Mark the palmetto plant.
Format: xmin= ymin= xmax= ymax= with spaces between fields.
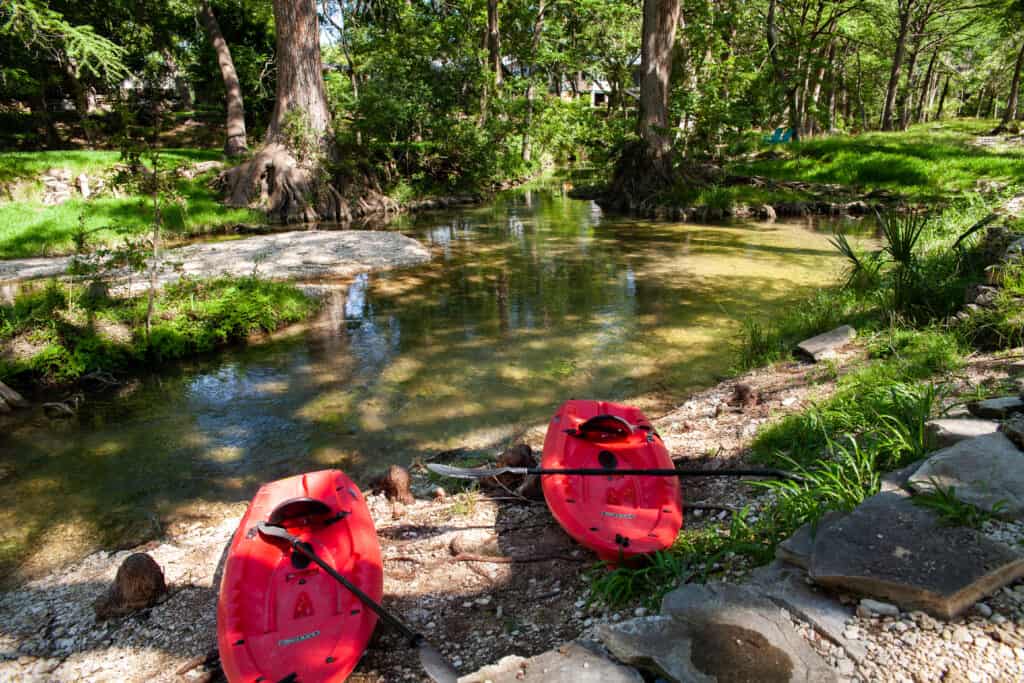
xmin=829 ymin=232 xmax=884 ymax=290
xmin=878 ymin=209 xmax=929 ymax=314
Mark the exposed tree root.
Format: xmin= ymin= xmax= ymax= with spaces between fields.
xmin=215 ymin=143 xmax=400 ymax=224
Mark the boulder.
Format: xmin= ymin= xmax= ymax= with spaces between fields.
xmin=880 ymin=459 xmax=925 ymax=493
xmin=795 ymin=325 xmax=856 ymax=362
xmin=600 ymin=583 xmax=837 ymax=682
xmin=458 ymin=641 xmax=642 ymax=683
xmin=0 ymin=381 xmax=29 ymax=409
xmin=775 ymin=512 xmax=844 ymax=569
xmin=0 ymin=395 xmax=9 ymax=413
xmin=1004 ymin=415 xmax=1024 ymax=450
xmin=748 ymin=560 xmax=867 ymax=663
xmin=967 ymin=396 xmax=1024 ymax=419
xmin=924 ymin=418 xmax=1001 ymax=449
xmin=908 ymin=432 xmax=1024 ymax=519
xmin=808 ymin=491 xmax=1024 ymax=618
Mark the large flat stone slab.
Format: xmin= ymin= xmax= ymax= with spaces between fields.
xmin=599 ymin=583 xmax=837 ymax=682
xmin=908 ymin=432 xmax=1024 ymax=519
xmin=458 ymin=641 xmax=642 ymax=683
xmin=968 ymin=396 xmax=1024 ymax=419
xmin=795 ymin=325 xmax=856 ymax=362
xmin=749 ymin=560 xmax=867 ymax=663
xmin=1005 ymin=415 xmax=1024 ymax=450
xmin=925 ymin=418 xmax=1000 ymax=449
xmin=809 ymin=491 xmax=1024 ymax=618
xmin=0 ymin=230 xmax=431 ymax=291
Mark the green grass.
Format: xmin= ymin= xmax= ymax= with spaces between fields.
xmin=0 ymin=149 xmax=262 ymax=259
xmin=912 ymin=484 xmax=1001 ymax=528
xmin=730 ymin=120 xmax=1024 ymax=204
xmin=0 ymin=277 xmax=320 ymax=385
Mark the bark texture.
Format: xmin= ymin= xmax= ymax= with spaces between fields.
xmin=200 ymin=0 xmax=248 ymax=156
xmin=881 ymin=2 xmax=913 ymax=131
xmin=265 ymin=0 xmax=333 ymax=145
xmin=487 ymin=0 xmax=502 ymax=87
xmin=996 ymin=39 xmax=1024 ymax=132
xmin=638 ymin=0 xmax=681 ymax=165
xmin=218 ymin=0 xmax=359 ymax=223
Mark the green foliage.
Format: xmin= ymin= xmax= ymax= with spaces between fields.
xmin=588 ymin=550 xmax=693 ymax=610
xmin=1 ymin=0 xmax=128 ymax=82
xmin=912 ymin=485 xmax=1001 ymax=528
xmin=0 ymin=277 xmax=319 ymax=385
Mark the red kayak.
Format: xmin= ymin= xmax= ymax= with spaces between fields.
xmin=217 ymin=470 xmax=383 ymax=682
xmin=541 ymin=400 xmax=683 ymax=562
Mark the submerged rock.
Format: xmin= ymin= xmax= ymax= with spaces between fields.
xmin=908 ymin=432 xmax=1024 ymax=519
xmin=458 ymin=641 xmax=642 ymax=683
xmin=808 ymin=491 xmax=1024 ymax=618
xmin=0 ymin=380 xmax=29 ymax=409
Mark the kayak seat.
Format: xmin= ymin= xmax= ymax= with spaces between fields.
xmin=267 ymin=497 xmax=334 ymax=526
xmin=573 ymin=414 xmax=634 ymax=441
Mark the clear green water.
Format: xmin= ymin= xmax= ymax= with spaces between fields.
xmin=0 ymin=184 xmax=872 ymax=579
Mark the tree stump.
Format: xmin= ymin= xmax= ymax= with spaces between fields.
xmin=370 ymin=465 xmax=414 ymax=505
xmin=93 ymin=553 xmax=167 ymax=620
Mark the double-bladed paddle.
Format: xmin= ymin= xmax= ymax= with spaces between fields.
xmin=256 ymin=522 xmax=459 ymax=683
xmin=426 ymin=462 xmax=804 ymax=482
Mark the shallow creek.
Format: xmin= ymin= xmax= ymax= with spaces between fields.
xmin=0 ymin=184 xmax=873 ymax=581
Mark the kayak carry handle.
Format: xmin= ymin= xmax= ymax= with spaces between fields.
xmin=573 ymin=414 xmax=634 ymax=440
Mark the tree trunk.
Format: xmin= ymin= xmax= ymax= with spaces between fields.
xmin=521 ymin=0 xmax=549 ymax=163
xmin=200 ymin=0 xmax=248 ymax=156
xmin=639 ymin=0 xmax=681 ymax=164
xmin=996 ymin=39 xmax=1024 ymax=132
xmin=897 ymin=38 xmax=920 ymax=130
xmin=61 ymin=58 xmax=95 ymax=145
xmin=767 ymin=0 xmax=802 ymax=141
xmin=218 ymin=0 xmax=359 ymax=224
xmin=936 ymin=73 xmax=950 ymax=119
xmin=487 ymin=0 xmax=502 ymax=87
xmin=606 ymin=0 xmax=682 ymax=204
xmin=914 ymin=49 xmax=937 ymax=124
xmin=881 ymin=3 xmax=912 ymax=131
xmin=265 ymin=0 xmax=332 ymax=146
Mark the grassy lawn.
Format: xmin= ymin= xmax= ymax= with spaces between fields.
xmin=729 ymin=119 xmax=1024 ymax=204
xmin=0 ymin=149 xmax=262 ymax=259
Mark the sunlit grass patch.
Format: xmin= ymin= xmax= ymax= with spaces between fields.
xmin=0 ymin=149 xmax=261 ymax=259
xmin=731 ymin=121 xmax=1024 ymax=203
xmin=0 ymin=277 xmax=319 ymax=385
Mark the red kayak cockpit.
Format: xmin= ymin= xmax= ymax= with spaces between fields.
xmin=541 ymin=400 xmax=684 ymax=563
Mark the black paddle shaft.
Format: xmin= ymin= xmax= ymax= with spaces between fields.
xmin=256 ymin=523 xmax=418 ymax=643
xmin=529 ymin=467 xmax=796 ymax=478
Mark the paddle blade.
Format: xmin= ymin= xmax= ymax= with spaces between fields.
xmin=426 ymin=463 xmax=524 ymax=479
xmin=255 ymin=522 xmax=297 ymax=545
xmin=417 ymin=640 xmax=459 ymax=683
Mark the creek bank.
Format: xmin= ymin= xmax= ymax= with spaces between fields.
xmin=1 ymin=344 xmax=1022 ymax=682
xmin=573 ymin=173 xmax=891 ymax=222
